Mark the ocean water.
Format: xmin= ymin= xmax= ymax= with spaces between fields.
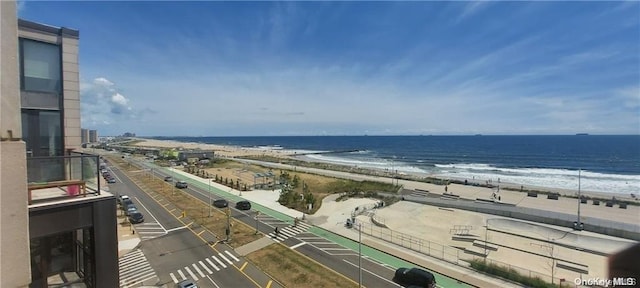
xmin=152 ymin=135 xmax=640 ymax=195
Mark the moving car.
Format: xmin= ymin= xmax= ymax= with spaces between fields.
xmin=235 ymin=200 xmax=251 ymax=210
xmin=176 ymin=280 xmax=197 ymax=288
xmin=128 ymin=212 xmax=144 ymax=224
xmin=164 ymin=176 xmax=173 ymax=182
xmin=393 ymin=267 xmax=436 ymax=288
xmin=175 ymin=181 xmax=188 ymax=189
xmin=213 ymin=199 xmax=228 ymax=208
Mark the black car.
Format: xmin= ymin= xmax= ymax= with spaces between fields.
xmin=128 ymin=212 xmax=144 ymax=224
xmin=175 ymin=181 xmax=188 ymax=189
xmin=235 ymin=200 xmax=251 ymax=210
xmin=213 ymin=199 xmax=228 ymax=208
xmin=393 ymin=267 xmax=436 ymax=288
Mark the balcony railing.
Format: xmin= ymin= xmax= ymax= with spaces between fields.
xmin=27 ymin=153 xmax=101 ymax=205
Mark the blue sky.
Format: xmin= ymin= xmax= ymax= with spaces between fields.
xmin=18 ymin=1 xmax=640 ymax=136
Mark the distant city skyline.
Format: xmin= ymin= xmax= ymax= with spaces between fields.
xmin=18 ymin=1 xmax=640 ymax=136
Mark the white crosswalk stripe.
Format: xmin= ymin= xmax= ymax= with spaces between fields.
xmin=225 ymin=250 xmax=240 ymax=262
xmin=268 ymin=222 xmax=312 ymax=243
xmin=206 ymin=258 xmax=220 ymax=271
xmin=118 ymin=249 xmax=158 ymax=288
xmin=199 ymin=261 xmax=213 ymax=274
xmin=219 ymin=253 xmax=233 ymax=265
xmin=184 ymin=266 xmax=198 ymax=281
xmin=192 ymin=263 xmax=205 ymax=278
xmin=169 ymin=250 xmax=240 ymax=283
xmin=133 ymin=221 xmax=167 ymax=240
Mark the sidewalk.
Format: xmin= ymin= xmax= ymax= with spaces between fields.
xmin=117 ymin=211 xmax=141 ymax=257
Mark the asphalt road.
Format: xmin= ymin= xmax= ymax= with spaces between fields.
xmin=108 ymin=160 xmax=282 ymax=288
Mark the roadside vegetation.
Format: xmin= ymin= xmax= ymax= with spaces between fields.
xmin=246 ymin=244 xmax=358 ymax=288
xmin=469 ymin=259 xmax=565 ymax=288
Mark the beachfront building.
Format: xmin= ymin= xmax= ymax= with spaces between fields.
xmin=0 ymin=4 xmax=118 ymax=286
xmin=88 ymin=129 xmax=98 ymax=143
xmin=81 ymin=128 xmax=89 ymax=144
xmin=178 ymin=149 xmax=215 ymax=161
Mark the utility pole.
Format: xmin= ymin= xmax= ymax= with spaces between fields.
xmin=226 ymin=206 xmax=231 ymax=242
xmin=208 ymin=179 xmax=212 ymax=217
xmin=577 ymin=169 xmax=582 ymax=230
xmin=254 ymin=211 xmax=260 ymax=234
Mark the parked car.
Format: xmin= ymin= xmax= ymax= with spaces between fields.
xmin=176 ymin=280 xmax=197 ymax=288
xmin=235 ymin=200 xmax=251 ymax=210
xmin=213 ymin=199 xmax=228 ymax=208
xmin=125 ymin=205 xmax=138 ymax=216
xmin=175 ymin=181 xmax=188 ymax=189
xmin=122 ymin=198 xmax=133 ymax=208
xmin=128 ymin=212 xmax=144 ymax=224
xmin=118 ymin=195 xmax=130 ymax=205
xmin=392 ymin=267 xmax=436 ymax=288
xmin=164 ymin=176 xmax=173 ymax=182
xmin=107 ymin=177 xmax=116 ymax=183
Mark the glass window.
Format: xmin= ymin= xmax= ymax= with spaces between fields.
xmin=21 ymin=39 xmax=61 ymax=93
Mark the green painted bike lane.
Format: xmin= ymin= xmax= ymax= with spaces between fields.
xmin=152 ymin=162 xmax=471 ymax=287
xmin=308 ymin=226 xmax=472 ymax=288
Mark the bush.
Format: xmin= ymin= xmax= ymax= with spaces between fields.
xmin=469 ymin=259 xmax=558 ymax=288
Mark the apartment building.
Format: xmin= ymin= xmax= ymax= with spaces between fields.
xmin=1 ymin=2 xmax=118 ymax=287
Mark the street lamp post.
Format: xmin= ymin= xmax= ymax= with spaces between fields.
xmin=255 ymin=211 xmax=260 ymax=234
xmin=358 ymin=222 xmax=362 ymax=288
xmin=208 ymin=179 xmax=212 ymax=217
xmin=577 ymin=169 xmax=582 ymax=230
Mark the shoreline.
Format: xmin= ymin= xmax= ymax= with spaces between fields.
xmin=129 ymin=138 xmax=637 ymax=201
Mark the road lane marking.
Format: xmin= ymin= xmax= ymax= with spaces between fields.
xmin=266 ymin=280 xmax=273 ymax=288
xmin=290 ymin=242 xmax=307 ymax=250
xmin=207 ymin=275 xmax=221 ymax=288
xmin=177 ymin=269 xmax=186 ymax=280
xmin=192 ymin=263 xmax=205 ymax=278
xmin=134 ymin=197 xmax=167 ymax=233
xmin=170 ymin=273 xmax=178 ymax=283
xmin=165 ymin=226 xmax=188 ymax=233
xmin=199 ymin=260 xmax=213 ymax=274
xmin=206 ymin=258 xmax=220 ymax=271
xmin=212 ymin=255 xmax=227 ymax=268
xmin=197 ymin=230 xmax=205 ymax=236
xmin=343 ymin=259 xmax=402 ymax=287
xmin=219 ymin=253 xmax=233 ymax=265
xmin=184 ymin=266 xmax=198 ymax=281
xmin=240 ymin=262 xmax=248 ymax=271
xmin=186 ymin=221 xmax=194 ymax=227
xmin=225 ymin=250 xmax=240 ymax=262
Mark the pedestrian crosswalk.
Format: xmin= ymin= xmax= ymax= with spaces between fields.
xmin=119 ymin=249 xmax=158 ymax=288
xmin=134 ymin=222 xmax=166 ymax=240
xmin=268 ymin=222 xmax=312 ymax=243
xmin=169 ymin=250 xmax=241 ymax=283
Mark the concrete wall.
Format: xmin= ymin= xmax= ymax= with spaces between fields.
xmin=404 ymin=196 xmax=640 ymax=241
xmin=0 ymin=1 xmax=32 ymax=286
xmin=62 ymin=35 xmax=81 ymax=151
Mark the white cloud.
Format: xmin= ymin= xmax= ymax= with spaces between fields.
xmin=80 ymin=77 xmax=142 ymax=129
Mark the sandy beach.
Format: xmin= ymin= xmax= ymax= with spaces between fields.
xmin=131 ymin=138 xmax=637 ymax=202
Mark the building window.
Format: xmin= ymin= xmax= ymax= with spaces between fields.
xmin=22 ymin=109 xmax=63 ymax=157
xmin=20 ymin=39 xmax=61 ymax=93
